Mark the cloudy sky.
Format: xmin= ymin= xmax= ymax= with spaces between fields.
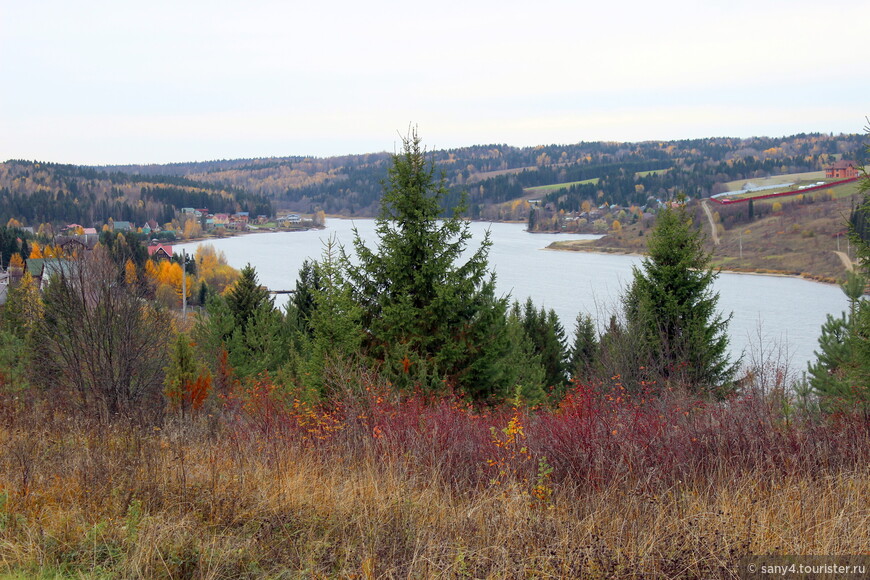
xmin=1 ymin=0 xmax=867 ymax=165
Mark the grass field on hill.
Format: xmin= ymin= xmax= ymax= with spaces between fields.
xmin=524 ymin=178 xmax=599 ymax=196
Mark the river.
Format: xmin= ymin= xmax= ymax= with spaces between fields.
xmin=178 ymin=219 xmax=850 ymax=376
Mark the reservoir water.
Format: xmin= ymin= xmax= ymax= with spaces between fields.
xmin=178 ymin=219 xmax=850 ymax=376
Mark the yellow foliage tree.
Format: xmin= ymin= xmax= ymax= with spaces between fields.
xmin=29 ymin=242 xmax=43 ymax=259
xmin=158 ymin=260 xmax=185 ymax=299
xmin=145 ymin=259 xmax=159 ymax=280
xmin=9 ymin=253 xmax=24 ymax=271
xmin=182 ymin=219 xmax=202 ymax=240
xmin=312 ymin=210 xmax=326 ymax=227
xmin=611 ymin=219 xmax=622 ymax=232
xmin=195 ymin=244 xmax=238 ymax=294
xmin=125 ymin=259 xmax=137 ymax=285
xmin=6 ymin=218 xmax=22 ymax=229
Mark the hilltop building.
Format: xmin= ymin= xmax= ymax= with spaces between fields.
xmin=826 ymin=160 xmax=860 ymax=180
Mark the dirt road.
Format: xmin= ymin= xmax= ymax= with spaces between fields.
xmin=834 ymin=251 xmax=854 ymax=272
xmin=701 ymin=201 xmax=720 ymax=246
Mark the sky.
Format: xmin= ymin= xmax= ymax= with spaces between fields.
xmin=1 ymin=0 xmax=868 ymax=165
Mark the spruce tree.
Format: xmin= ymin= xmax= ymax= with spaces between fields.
xmin=623 ymin=203 xmax=737 ymax=395
xmin=569 ymin=313 xmax=599 ymax=383
xmin=345 ymin=128 xmax=510 ymax=398
xmin=808 ymin=274 xmax=870 ymax=415
xmin=226 ymin=263 xmax=272 ymax=332
xmin=519 ymin=298 xmax=568 ymax=390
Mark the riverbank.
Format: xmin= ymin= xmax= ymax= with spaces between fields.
xmin=545 ymin=238 xmax=841 ymax=284
xmin=173 ymin=224 xmax=325 ymax=245
xmin=546 ymin=194 xmax=861 ymax=285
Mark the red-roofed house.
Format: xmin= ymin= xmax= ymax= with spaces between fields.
xmin=826 ymin=160 xmax=860 ymax=179
xmin=147 ymin=244 xmax=173 ymax=261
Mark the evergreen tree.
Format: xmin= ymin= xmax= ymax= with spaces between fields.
xmin=502 ymin=302 xmax=547 ymax=404
xmin=289 ymin=259 xmax=322 ymax=336
xmin=164 ymin=332 xmax=199 ymax=418
xmin=301 ymin=237 xmax=363 ymax=395
xmin=225 ymin=299 xmax=292 ymax=378
xmin=519 ymin=298 xmax=569 ymax=390
xmin=3 ymin=271 xmax=43 ymax=339
xmin=812 ymin=133 xmax=870 ymax=415
xmin=807 ymin=272 xmax=870 ymax=415
xmin=345 ymin=128 xmax=511 ymax=398
xmin=623 ymin=203 xmax=737 ymax=395
xmin=569 ymin=313 xmax=599 ymax=382
xmin=226 ymin=264 xmax=273 ymax=333
xmin=195 ymin=264 xmax=293 ymax=381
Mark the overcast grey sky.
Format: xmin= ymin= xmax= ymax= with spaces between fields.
xmin=1 ymin=0 xmax=867 ymax=165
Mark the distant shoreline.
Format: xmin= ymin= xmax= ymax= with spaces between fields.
xmin=544 ymin=239 xmax=839 ymax=285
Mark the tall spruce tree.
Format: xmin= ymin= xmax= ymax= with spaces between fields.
xmin=345 ymin=128 xmax=511 ymax=398
xmin=226 ymin=264 xmax=273 ymax=332
xmin=623 ymin=203 xmax=737 ymax=395
xmin=519 ymin=298 xmax=569 ymax=390
xmin=569 ymin=313 xmax=599 ymax=383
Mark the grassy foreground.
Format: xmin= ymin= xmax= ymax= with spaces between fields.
xmin=0 ymin=378 xmax=868 ymax=579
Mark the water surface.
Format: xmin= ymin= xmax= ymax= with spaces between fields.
xmin=178 ymin=219 xmax=848 ymax=374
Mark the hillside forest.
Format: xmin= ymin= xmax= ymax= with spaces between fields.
xmin=0 ymin=133 xmax=864 ymax=231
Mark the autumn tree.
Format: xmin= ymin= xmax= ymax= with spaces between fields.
xmin=164 ymin=332 xmax=211 ymax=418
xmin=32 ymin=249 xmax=170 ymax=422
xmin=3 ymin=270 xmax=43 ymax=339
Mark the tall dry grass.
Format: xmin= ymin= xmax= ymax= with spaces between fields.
xmin=0 ymin=378 xmax=868 ymax=578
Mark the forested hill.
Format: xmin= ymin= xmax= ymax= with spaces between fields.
xmin=100 ymin=133 xmax=866 ymax=218
xmin=0 ymin=133 xmax=865 ymax=227
xmin=0 ymin=160 xmax=273 ymax=227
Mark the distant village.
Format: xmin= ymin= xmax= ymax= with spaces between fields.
xmin=0 ymin=208 xmax=323 ymax=305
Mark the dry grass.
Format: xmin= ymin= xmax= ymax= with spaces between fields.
xmin=0 ymin=385 xmax=868 ymax=579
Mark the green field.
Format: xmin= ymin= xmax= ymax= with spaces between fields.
xmin=524 ymin=178 xmax=599 ymax=195
xmin=524 ymin=168 xmax=671 ymax=196
xmin=635 ymin=168 xmax=672 ymax=178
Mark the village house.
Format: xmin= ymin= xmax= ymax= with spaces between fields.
xmin=56 ymin=234 xmax=99 ymax=255
xmin=147 ymin=243 xmax=174 ymax=261
xmin=23 ymin=258 xmax=72 ymax=291
xmin=278 ymin=213 xmax=302 ymax=224
xmin=825 ymin=160 xmax=860 ymax=180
